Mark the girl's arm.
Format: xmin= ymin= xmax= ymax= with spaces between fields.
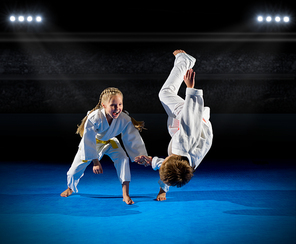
xmin=79 ymin=119 xmax=98 ymax=161
xmin=92 ymin=159 xmax=103 ymax=174
xmin=121 ymin=121 xmax=148 ymax=162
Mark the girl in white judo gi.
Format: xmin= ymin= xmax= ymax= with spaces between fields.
xmin=61 ymin=87 xmax=147 ymax=205
xmin=135 ymin=50 xmax=213 ymax=201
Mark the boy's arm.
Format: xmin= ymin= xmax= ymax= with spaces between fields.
xmin=184 ymin=69 xmax=195 ymax=88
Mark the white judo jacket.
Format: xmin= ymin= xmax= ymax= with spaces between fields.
xmin=79 ymin=108 xmax=147 ymax=162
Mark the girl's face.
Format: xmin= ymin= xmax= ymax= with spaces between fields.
xmin=102 ymin=94 xmax=123 ymax=121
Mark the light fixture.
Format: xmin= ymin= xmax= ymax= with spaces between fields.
xmin=18 ymin=16 xmax=25 ymax=22
xmin=257 ymin=16 xmax=263 ymax=22
xmin=283 ymin=16 xmax=290 ymax=22
xmin=10 ymin=16 xmax=16 ymax=22
xmin=36 ymin=16 xmax=42 ymax=22
xmin=255 ymin=15 xmax=290 ymax=24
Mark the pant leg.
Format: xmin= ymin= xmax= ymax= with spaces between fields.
xmin=67 ymin=149 xmax=92 ymax=193
xmin=158 ymin=53 xmax=196 ymax=118
xmin=104 ymin=138 xmax=131 ymax=184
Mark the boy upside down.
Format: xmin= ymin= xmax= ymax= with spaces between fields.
xmin=135 ymin=50 xmax=213 ymax=201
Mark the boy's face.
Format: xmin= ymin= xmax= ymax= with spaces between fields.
xmin=102 ymin=94 xmax=123 ymax=120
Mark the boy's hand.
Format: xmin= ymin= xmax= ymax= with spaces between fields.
xmin=92 ymin=159 xmax=103 ymax=174
xmin=184 ymin=69 xmax=195 ymax=88
xmin=134 ymin=155 xmax=152 ymax=167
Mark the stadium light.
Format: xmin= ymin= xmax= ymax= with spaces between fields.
xmin=266 ymin=16 xmax=272 ymax=22
xmin=284 ymin=16 xmax=290 ymax=22
xmin=9 ymin=15 xmax=43 ymax=23
xmin=18 ymin=16 xmax=25 ymax=22
xmin=256 ymin=15 xmax=290 ymax=24
xmin=257 ymin=16 xmax=263 ymax=22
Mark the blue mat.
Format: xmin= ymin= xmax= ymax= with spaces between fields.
xmin=0 ymin=159 xmax=295 ymax=244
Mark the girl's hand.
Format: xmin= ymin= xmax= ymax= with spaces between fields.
xmin=184 ymin=69 xmax=195 ymax=88
xmin=92 ymin=159 xmax=103 ymax=174
xmin=135 ymin=155 xmax=152 ymax=167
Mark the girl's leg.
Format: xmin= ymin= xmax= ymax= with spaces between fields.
xmin=158 ymin=50 xmax=196 ymax=118
xmin=61 ymin=149 xmax=92 ymax=196
xmin=105 ymin=141 xmax=133 ymax=205
xmin=122 ymin=181 xmax=134 ymax=205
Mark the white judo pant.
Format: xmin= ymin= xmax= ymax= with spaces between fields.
xmin=159 ymin=52 xmax=196 ymax=134
xmin=67 ymin=137 xmax=131 ymax=193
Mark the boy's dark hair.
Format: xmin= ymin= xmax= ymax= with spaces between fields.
xmin=159 ymin=155 xmax=194 ymax=188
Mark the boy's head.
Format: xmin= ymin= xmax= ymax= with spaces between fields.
xmin=159 ymin=154 xmax=194 ymax=188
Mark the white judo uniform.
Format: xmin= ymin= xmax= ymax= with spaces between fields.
xmin=152 ymin=52 xmax=213 ymax=192
xmin=67 ymin=108 xmax=147 ymax=193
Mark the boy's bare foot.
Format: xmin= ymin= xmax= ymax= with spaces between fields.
xmin=156 ymin=188 xmax=167 ymax=201
xmin=123 ymin=195 xmax=135 ymax=205
xmin=60 ymin=187 xmax=73 ymax=197
xmin=173 ymin=50 xmax=186 ymax=56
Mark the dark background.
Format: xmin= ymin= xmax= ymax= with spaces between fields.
xmin=0 ymin=0 xmax=295 ymax=163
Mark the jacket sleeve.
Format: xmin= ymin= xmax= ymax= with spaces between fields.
xmin=79 ymin=119 xmax=98 ymax=161
xmin=172 ymin=88 xmax=204 ymax=155
xmin=151 ymin=156 xmax=164 ymax=171
xmin=121 ymin=122 xmax=148 ymax=162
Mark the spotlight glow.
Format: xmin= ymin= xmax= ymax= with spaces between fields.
xmin=283 ymin=16 xmax=290 ymax=22
xmin=266 ymin=16 xmax=272 ymax=22
xmin=275 ymin=16 xmax=281 ymax=22
xmin=10 ymin=16 xmax=16 ymax=22
xmin=27 ymin=16 xmax=33 ymax=22
xmin=18 ymin=16 xmax=24 ymax=22
xmin=257 ymin=16 xmax=263 ymax=22
xmin=36 ymin=16 xmax=42 ymax=22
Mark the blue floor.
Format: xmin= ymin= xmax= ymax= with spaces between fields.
xmin=0 ymin=159 xmax=295 ymax=244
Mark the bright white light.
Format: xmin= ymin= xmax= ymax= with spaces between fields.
xmin=266 ymin=16 xmax=272 ymax=22
xmin=275 ymin=16 xmax=281 ymax=22
xmin=36 ymin=16 xmax=42 ymax=22
xmin=10 ymin=16 xmax=16 ymax=22
xmin=283 ymin=16 xmax=290 ymax=22
xmin=257 ymin=16 xmax=263 ymax=22
xmin=18 ymin=16 xmax=24 ymax=22
xmin=27 ymin=16 xmax=33 ymax=22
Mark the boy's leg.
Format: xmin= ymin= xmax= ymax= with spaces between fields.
xmin=158 ymin=50 xmax=196 ymax=118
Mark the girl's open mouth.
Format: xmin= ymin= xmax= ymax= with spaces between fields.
xmin=113 ymin=111 xmax=120 ymax=116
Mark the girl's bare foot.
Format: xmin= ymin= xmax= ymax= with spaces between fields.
xmin=60 ymin=187 xmax=73 ymax=197
xmin=156 ymin=188 xmax=167 ymax=201
xmin=122 ymin=181 xmax=134 ymax=204
xmin=173 ymin=50 xmax=186 ymax=56
xmin=123 ymin=195 xmax=134 ymax=205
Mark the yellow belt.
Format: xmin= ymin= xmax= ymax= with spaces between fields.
xmin=82 ymin=139 xmax=118 ymax=162
xmin=96 ymin=139 xmax=118 ymax=149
